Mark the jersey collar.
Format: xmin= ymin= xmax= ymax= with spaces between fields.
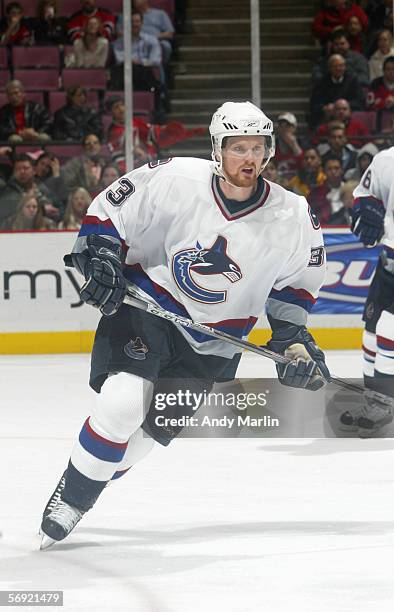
xmin=211 ymin=175 xmax=270 ymax=220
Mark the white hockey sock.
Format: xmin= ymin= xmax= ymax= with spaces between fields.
xmin=375 ymin=311 xmax=394 ymax=377
xmin=111 ymin=427 xmax=156 ymax=480
xmin=70 ymin=372 xmax=153 ymax=482
xmin=362 ymin=329 xmax=377 ymax=378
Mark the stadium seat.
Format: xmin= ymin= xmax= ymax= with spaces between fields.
xmin=14 ymin=69 xmax=59 ymax=91
xmin=102 ymin=114 xmax=112 ymax=136
xmin=45 ymin=144 xmax=84 ymax=160
xmin=0 ymin=48 xmax=8 ymax=69
xmin=49 ymin=90 xmax=99 ymax=114
xmin=0 ymin=70 xmax=11 ymax=87
xmin=351 ymin=111 xmax=377 ymax=133
xmin=57 ymin=0 xmax=82 ymax=16
xmin=13 ymin=0 xmax=36 ymax=17
xmin=103 ymin=91 xmax=155 ymax=118
xmin=12 ymin=47 xmax=60 ymax=70
xmin=378 ymin=110 xmax=394 ymax=133
xmin=0 ymin=91 xmax=44 ymax=108
xmin=97 ymin=0 xmax=123 ymax=11
xmin=62 ymin=68 xmax=107 ymax=90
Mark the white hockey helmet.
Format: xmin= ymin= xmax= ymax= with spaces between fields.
xmin=209 ymin=101 xmax=275 ymax=178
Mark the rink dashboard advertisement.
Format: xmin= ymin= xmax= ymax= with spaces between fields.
xmin=0 ymin=228 xmax=379 ymax=353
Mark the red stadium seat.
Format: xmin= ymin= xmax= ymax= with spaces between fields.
xmin=0 ymin=70 xmax=11 ymax=87
xmin=378 ymin=110 xmax=394 ymax=133
xmin=57 ymin=0 xmax=82 ymax=17
xmin=13 ymin=0 xmax=36 ymax=17
xmin=0 ymin=91 xmax=44 ymax=108
xmin=0 ymin=48 xmax=8 ymax=69
xmin=49 ymin=90 xmax=99 ymax=114
xmin=14 ymin=69 xmax=59 ymax=91
xmin=97 ymin=0 xmax=123 ymax=11
xmin=351 ymin=111 xmax=377 ymax=133
xmin=45 ymin=144 xmax=84 ymax=160
xmin=62 ymin=68 xmax=107 ymax=90
xmin=12 ymin=47 xmax=60 ymax=70
xmin=103 ymin=91 xmax=155 ymax=119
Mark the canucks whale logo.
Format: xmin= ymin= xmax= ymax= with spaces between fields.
xmin=172 ymin=235 xmax=242 ymax=304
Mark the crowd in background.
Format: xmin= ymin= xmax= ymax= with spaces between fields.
xmin=0 ymin=0 xmax=393 ymax=232
xmin=262 ymin=0 xmax=393 ymax=226
xmin=0 ymin=0 xmax=192 ymax=231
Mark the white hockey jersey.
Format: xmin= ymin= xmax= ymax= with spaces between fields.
xmin=75 ymin=157 xmax=326 ymax=358
xmin=353 ymin=146 xmax=394 ymax=250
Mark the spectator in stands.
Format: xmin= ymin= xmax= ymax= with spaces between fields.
xmin=367 ymin=0 xmax=393 ymax=33
xmin=309 ymin=54 xmax=365 ymax=128
xmin=314 ymin=98 xmax=370 ymax=146
xmin=53 ymin=85 xmax=102 ymax=141
xmin=67 ymin=0 xmax=115 ymax=41
xmin=287 ymin=147 xmax=326 ymax=197
xmin=273 ymin=112 xmax=303 ymax=181
xmin=0 ymin=154 xmax=60 ymax=225
xmin=62 ymin=133 xmax=107 ymax=194
xmin=308 ymin=154 xmax=347 ymax=224
xmin=318 ymin=122 xmax=357 ymax=173
xmin=367 ymin=56 xmax=394 ymax=110
xmin=105 ymin=95 xmax=151 ymax=167
xmin=34 ymin=0 xmax=67 ymax=46
xmin=339 ymin=179 xmax=358 ymax=212
xmin=344 ymin=141 xmax=378 ymax=181
xmin=0 ymin=193 xmax=54 ymax=230
xmin=91 ymin=162 xmax=121 ymax=197
xmin=68 ymin=16 xmax=108 ymax=68
xmin=133 ymin=0 xmax=174 ymax=69
xmin=0 ymin=80 xmax=52 ymax=143
xmin=34 ymin=151 xmax=67 ymax=211
xmin=0 ymin=2 xmax=32 ymax=46
xmin=112 ymin=11 xmax=166 ymax=121
xmin=345 ymin=15 xmax=367 ymax=54
xmin=261 ymin=158 xmax=286 ymax=186
xmin=58 ymin=187 xmax=91 ymax=230
xmin=312 ymin=0 xmax=368 ymax=48
xmin=369 ymin=29 xmax=394 ymax=82
xmin=312 ymin=30 xmax=369 ymax=86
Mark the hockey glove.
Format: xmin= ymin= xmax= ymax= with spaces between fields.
xmin=71 ymin=234 xmax=127 ymax=316
xmin=351 ymin=197 xmax=385 ymax=248
xmin=267 ymin=324 xmax=331 ymax=391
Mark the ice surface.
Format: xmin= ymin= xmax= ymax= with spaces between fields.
xmin=1 ymin=351 xmax=394 ymax=612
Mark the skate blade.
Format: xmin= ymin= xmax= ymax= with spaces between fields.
xmin=40 ymin=534 xmax=57 ymax=550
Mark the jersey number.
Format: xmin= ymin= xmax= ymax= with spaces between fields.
xmin=362 ymin=169 xmax=371 ymax=190
xmin=106 ymin=178 xmax=135 ymax=207
xmin=308 ymin=247 xmax=324 ymax=267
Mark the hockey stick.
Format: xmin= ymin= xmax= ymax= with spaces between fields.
xmin=123 ymin=284 xmax=394 ymax=408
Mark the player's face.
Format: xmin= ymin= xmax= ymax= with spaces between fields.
xmin=221 ymin=136 xmax=266 ymax=188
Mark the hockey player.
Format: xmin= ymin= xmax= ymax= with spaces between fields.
xmin=40 ymin=101 xmax=330 ymax=548
xmin=340 ymin=146 xmax=394 ymax=435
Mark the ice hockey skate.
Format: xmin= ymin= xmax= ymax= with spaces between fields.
xmin=339 ymin=395 xmax=393 ymax=438
xmin=40 ymin=500 xmax=85 ymax=550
